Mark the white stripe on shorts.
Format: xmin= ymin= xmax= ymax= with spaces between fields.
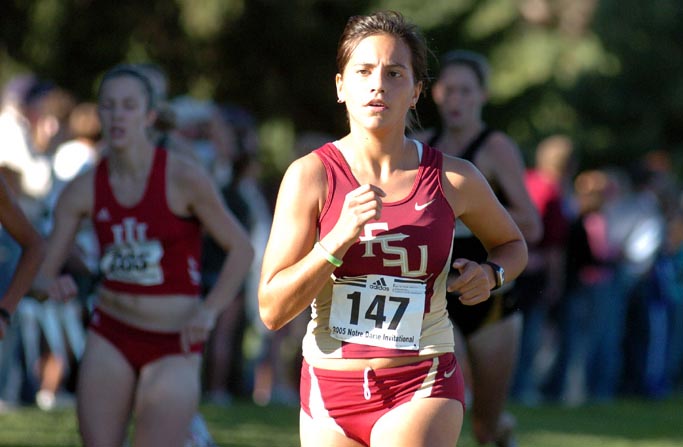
xmin=411 ymin=355 xmax=440 ymax=401
xmin=307 ymin=364 xmax=346 ymax=436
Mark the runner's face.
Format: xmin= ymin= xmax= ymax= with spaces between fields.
xmin=98 ymin=76 xmax=154 ymax=149
xmin=432 ymin=64 xmax=486 ymax=131
xmin=336 ymin=34 xmax=422 ymax=134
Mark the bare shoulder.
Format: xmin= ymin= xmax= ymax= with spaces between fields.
xmin=484 ymin=131 xmax=523 ymax=160
xmin=164 ymin=151 xmax=217 ymax=218
xmin=278 ymin=151 xmax=327 ymax=211
xmin=475 ymin=130 xmax=526 ymax=179
xmin=167 ymin=151 xmax=210 ymax=189
xmin=285 ymin=151 xmax=327 ymax=185
xmin=442 ymin=152 xmax=483 ymax=187
xmin=442 ymin=153 xmax=492 ymax=217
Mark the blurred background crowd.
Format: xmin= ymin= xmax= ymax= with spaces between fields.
xmin=0 ymin=66 xmax=316 ymax=411
xmin=0 ymin=0 xmax=682 ymax=415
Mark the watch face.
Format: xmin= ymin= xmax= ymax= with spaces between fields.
xmin=486 ymin=261 xmax=504 ymax=289
xmin=496 ymin=268 xmax=505 ymax=286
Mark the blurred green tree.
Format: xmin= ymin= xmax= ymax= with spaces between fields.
xmin=1 ymin=0 xmax=681 ymax=179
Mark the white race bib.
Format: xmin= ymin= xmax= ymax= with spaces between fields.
xmin=329 ymin=274 xmax=426 ymax=350
xmin=100 ymin=240 xmax=164 ymax=285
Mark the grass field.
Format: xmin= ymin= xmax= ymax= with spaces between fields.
xmin=0 ymin=394 xmax=682 ymax=446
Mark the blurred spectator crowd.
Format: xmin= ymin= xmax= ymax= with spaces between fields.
xmin=511 ymin=135 xmax=683 ymax=406
xmin=1 ymin=66 xmax=682 ymax=413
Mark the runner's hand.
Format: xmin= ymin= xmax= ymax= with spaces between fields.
xmin=180 ymin=303 xmax=218 ymax=353
xmin=447 ymin=258 xmax=491 ymax=305
xmin=47 ymin=275 xmax=79 ymax=302
xmin=329 ymin=184 xmax=386 ymax=246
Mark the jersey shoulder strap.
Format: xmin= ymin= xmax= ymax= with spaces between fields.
xmin=460 ymin=127 xmax=494 ymax=162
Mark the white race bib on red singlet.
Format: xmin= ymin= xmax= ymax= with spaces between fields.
xmin=100 ymin=240 xmax=164 ymax=285
xmin=328 ymin=274 xmax=425 ymax=350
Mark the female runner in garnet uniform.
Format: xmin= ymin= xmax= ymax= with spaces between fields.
xmin=32 ymin=65 xmax=253 ymax=447
xmin=258 ymin=11 xmax=527 ymax=447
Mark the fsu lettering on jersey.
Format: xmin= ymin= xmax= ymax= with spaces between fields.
xmin=302 ymin=140 xmax=457 ymax=360
xmin=93 ymin=148 xmax=202 ymax=296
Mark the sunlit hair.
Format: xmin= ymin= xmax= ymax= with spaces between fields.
xmin=97 ymin=64 xmax=156 ymax=111
xmin=337 ymin=10 xmax=430 ymax=86
xmin=439 ymin=50 xmax=490 ymax=89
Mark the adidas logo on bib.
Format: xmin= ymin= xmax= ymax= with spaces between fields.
xmin=369 ymin=277 xmax=390 ymax=291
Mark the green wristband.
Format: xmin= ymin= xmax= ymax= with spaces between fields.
xmin=314 ymin=242 xmax=343 ymax=268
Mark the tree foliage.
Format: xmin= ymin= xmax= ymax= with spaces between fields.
xmin=1 ymin=0 xmax=681 ymax=176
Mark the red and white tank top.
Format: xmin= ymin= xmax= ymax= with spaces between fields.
xmin=302 ymin=140 xmax=456 ymax=360
xmin=93 ymin=148 xmax=202 ymax=296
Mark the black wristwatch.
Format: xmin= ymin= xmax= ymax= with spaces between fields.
xmin=484 ymin=261 xmax=505 ymax=291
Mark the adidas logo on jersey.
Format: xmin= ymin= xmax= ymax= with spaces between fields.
xmin=96 ymin=207 xmax=111 ymax=222
xmin=369 ymin=277 xmax=390 ymax=291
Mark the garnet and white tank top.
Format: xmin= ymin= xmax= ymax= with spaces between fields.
xmin=301 ymin=140 xmax=456 ymax=360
